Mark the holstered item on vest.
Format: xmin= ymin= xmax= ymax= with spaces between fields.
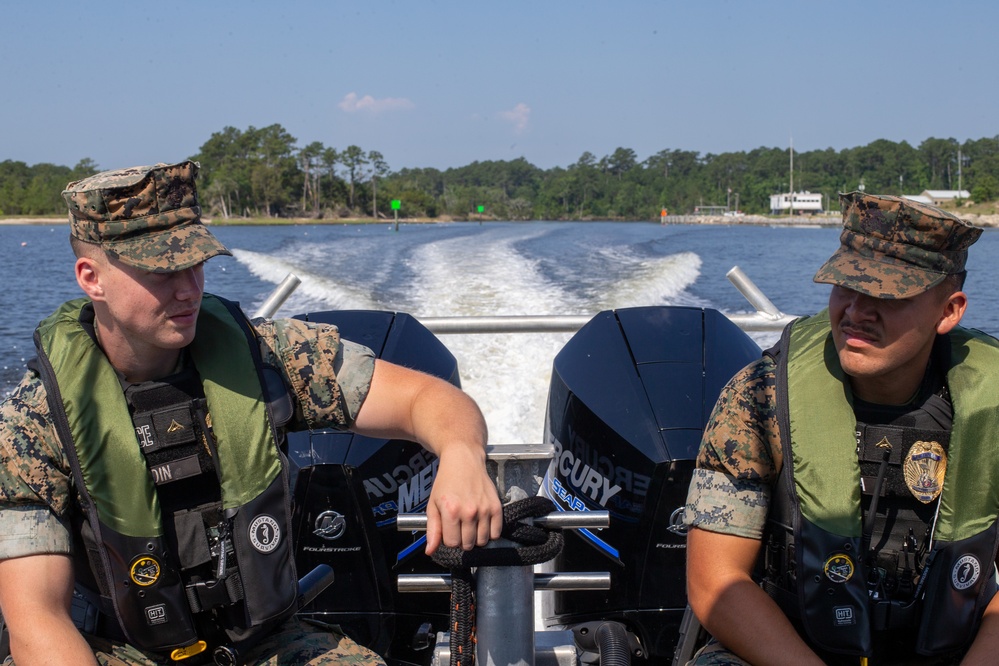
xmin=797 ymin=519 xmax=871 ymax=656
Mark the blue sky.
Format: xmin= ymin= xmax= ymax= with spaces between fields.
xmin=2 ymin=1 xmax=996 ymax=173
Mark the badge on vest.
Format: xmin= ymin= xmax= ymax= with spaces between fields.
xmin=823 ymin=553 xmax=855 ymax=583
xmin=903 ymin=440 xmax=947 ymax=503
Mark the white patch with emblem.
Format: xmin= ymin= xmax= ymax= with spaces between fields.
xmin=952 ymin=554 xmax=981 ymax=590
xmin=249 ymin=515 xmax=281 ymax=553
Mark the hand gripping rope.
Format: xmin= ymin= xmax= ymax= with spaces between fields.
xmin=430 ymin=497 xmax=564 ymax=666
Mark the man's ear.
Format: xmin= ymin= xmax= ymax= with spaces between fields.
xmin=936 ymin=291 xmax=968 ymax=335
xmin=75 ymin=256 xmax=106 ymax=301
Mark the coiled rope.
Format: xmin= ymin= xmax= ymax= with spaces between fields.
xmin=430 ymin=496 xmax=564 ymax=666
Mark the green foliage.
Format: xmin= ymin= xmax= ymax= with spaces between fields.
xmin=972 ymin=174 xmax=998 ymax=203
xmin=5 ymin=131 xmax=999 ymax=221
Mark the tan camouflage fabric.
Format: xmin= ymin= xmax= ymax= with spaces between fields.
xmin=62 ymin=161 xmax=230 ymax=272
xmin=687 ymin=639 xmax=752 ymax=665
xmin=0 ymin=310 xmax=375 ymax=561
xmin=0 ymin=617 xmax=385 ymax=665
xmin=813 ymin=191 xmax=982 ymax=299
xmin=683 ymin=356 xmax=782 ymax=540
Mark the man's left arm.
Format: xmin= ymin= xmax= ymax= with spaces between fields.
xmin=351 ymin=359 xmax=503 ymax=554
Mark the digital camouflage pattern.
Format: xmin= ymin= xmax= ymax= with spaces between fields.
xmin=62 ymin=161 xmax=230 ymax=273
xmin=687 ymin=639 xmax=752 ymax=665
xmin=1 ymin=618 xmax=386 ymax=665
xmin=0 ymin=314 xmax=374 ymax=562
xmin=683 ymin=357 xmax=782 ymax=540
xmin=813 ymin=191 xmax=982 ymax=299
xmin=252 ymin=317 xmax=376 ymax=428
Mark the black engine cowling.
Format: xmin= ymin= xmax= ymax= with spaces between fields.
xmin=286 ymin=310 xmax=458 ymax=666
xmin=541 ymin=306 xmax=760 ymax=661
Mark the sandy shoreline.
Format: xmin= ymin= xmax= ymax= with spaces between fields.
xmin=0 ymin=218 xmax=65 ymax=225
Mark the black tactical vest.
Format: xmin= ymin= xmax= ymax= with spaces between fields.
xmin=34 ymin=295 xmax=299 ymax=656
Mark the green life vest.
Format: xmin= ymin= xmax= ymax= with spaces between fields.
xmin=765 ymin=309 xmax=999 ymax=658
xmin=34 ymin=294 xmax=298 ymax=653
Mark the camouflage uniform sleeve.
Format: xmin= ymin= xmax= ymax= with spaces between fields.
xmin=0 ymin=370 xmax=73 ymax=558
xmin=683 ymin=356 xmax=783 ymax=540
xmin=254 ymin=318 xmax=376 ymax=430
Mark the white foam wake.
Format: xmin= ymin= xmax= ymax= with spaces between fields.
xmin=231 ymin=248 xmax=380 ymax=313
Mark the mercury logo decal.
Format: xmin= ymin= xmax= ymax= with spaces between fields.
xmin=952 ymin=554 xmax=981 ymax=590
xmin=130 ymin=556 xmax=161 ymax=586
xmin=249 ymin=515 xmax=281 ymax=553
xmin=550 ymin=438 xmax=622 ymax=507
xmin=314 ymin=510 xmax=347 ymax=540
xmin=666 ymin=507 xmax=689 ymax=536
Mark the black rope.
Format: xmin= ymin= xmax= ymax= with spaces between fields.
xmin=430 ymin=497 xmax=564 ymax=666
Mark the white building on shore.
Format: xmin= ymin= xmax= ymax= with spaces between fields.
xmin=769 ymin=191 xmax=824 ymax=215
xmin=919 ymin=190 xmax=971 ymax=205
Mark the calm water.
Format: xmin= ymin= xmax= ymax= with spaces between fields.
xmin=4 ymin=221 xmax=998 ymax=444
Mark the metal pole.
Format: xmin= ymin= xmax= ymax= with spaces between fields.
xmin=726 ymin=266 xmax=785 ymax=320
xmin=397 ymin=572 xmax=610 ymax=593
xmin=253 ymin=273 xmax=302 ymax=319
xmin=247 ymin=269 xmax=795 ymax=335
xmin=396 ymin=512 xmax=609 ymax=532
xmin=477 ymin=544 xmax=535 ymax=666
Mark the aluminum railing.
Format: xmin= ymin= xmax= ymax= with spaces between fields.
xmin=253 ymin=265 xmax=797 ymax=334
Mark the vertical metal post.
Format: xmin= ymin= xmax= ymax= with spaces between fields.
xmin=475 ymin=443 xmax=552 ymax=666
xmin=476 ymin=550 xmax=535 ymax=666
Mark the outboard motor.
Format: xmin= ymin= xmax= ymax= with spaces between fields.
xmin=286 ymin=310 xmax=457 ymax=666
xmin=541 ymin=306 xmax=761 ymax=662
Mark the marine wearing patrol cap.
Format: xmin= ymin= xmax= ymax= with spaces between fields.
xmin=62 ymin=160 xmax=231 ymax=272
xmin=813 ymin=191 xmax=982 ymax=299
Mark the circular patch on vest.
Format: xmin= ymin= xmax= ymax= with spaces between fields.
xmin=129 ymin=556 xmax=162 ymax=587
xmin=823 ymin=553 xmax=855 ymax=583
xmin=249 ymin=515 xmax=281 ymax=553
xmin=952 ymin=554 xmax=981 ymax=590
xmin=903 ymin=440 xmax=947 ymax=504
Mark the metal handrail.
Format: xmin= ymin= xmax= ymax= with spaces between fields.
xmin=396 ymin=511 xmax=610 ymax=532
xmin=397 ymin=572 xmax=611 ymax=593
xmin=252 ymin=266 xmax=796 ymax=334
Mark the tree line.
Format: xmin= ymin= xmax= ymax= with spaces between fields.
xmin=2 ymin=124 xmax=998 ymax=220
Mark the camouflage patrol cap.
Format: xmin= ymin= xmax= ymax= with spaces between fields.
xmin=62 ymin=160 xmax=230 ymax=272
xmin=813 ymin=191 xmax=982 ymax=299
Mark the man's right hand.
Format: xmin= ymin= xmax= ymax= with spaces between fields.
xmin=0 ymin=553 xmax=98 ymax=665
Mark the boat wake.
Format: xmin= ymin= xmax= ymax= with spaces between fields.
xmin=230 ymin=229 xmax=706 ymax=446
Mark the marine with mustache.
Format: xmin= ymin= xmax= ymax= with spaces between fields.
xmin=683 ymin=192 xmax=999 ymax=665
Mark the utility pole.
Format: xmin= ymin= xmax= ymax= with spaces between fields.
xmin=958 ymin=149 xmax=963 ymax=193
xmin=789 ymin=136 xmax=794 ymax=216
